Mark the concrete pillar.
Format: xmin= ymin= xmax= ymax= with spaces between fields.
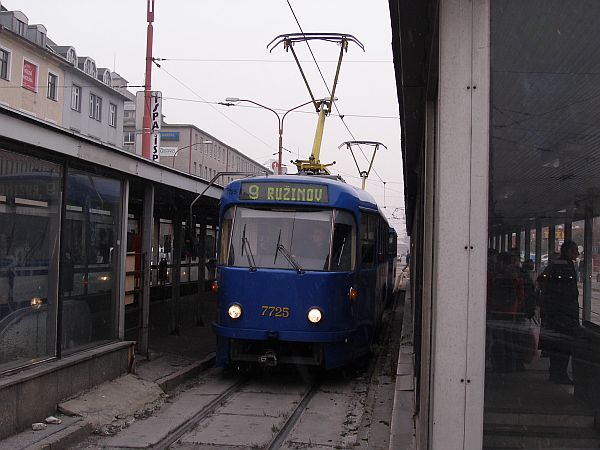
xmin=524 ymin=227 xmax=531 ymax=262
xmin=535 ymin=221 xmax=542 ymax=272
xmin=138 ymin=183 xmax=154 ymax=357
xmin=548 ymin=225 xmax=556 ymax=256
xmin=170 ymin=210 xmax=182 ymax=334
xmin=564 ymin=220 xmax=572 ymax=242
xmin=198 ymin=215 xmax=207 ymax=293
xmin=118 ymin=180 xmax=129 ymax=340
xmin=584 ymin=209 xmax=593 ymax=320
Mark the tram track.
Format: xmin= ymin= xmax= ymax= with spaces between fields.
xmin=265 ymin=379 xmax=321 ymax=449
xmin=168 ymin=373 xmax=322 ymax=449
xmin=151 ymin=376 xmax=250 ymax=449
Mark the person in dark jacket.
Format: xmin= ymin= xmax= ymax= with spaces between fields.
xmin=538 ymin=240 xmax=580 ymax=385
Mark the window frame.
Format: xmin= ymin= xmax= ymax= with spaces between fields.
xmin=123 ymin=131 xmax=135 ymax=146
xmin=0 ymin=47 xmax=11 ymax=81
xmin=89 ymin=93 xmax=102 ymax=121
xmin=15 ymin=19 xmax=26 ymax=36
xmin=47 ymin=72 xmax=58 ymax=101
xmin=108 ymin=102 xmax=117 ymax=127
xmin=71 ymin=84 xmax=81 ymax=111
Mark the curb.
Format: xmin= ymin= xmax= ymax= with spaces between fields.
xmin=155 ymin=352 xmax=216 ymax=392
xmin=34 ymin=420 xmax=93 ymax=450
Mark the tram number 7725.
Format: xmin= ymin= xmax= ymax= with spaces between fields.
xmin=261 ymin=306 xmax=290 ymax=318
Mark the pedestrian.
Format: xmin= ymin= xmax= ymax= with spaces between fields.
xmin=538 ymin=240 xmax=580 ymax=385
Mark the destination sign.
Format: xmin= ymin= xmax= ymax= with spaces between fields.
xmin=240 ymin=182 xmax=329 ymax=203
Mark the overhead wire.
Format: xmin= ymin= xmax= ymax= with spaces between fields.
xmin=160 ymin=96 xmax=400 ymax=120
xmin=154 ymin=57 xmax=392 ymax=64
xmin=153 ymin=62 xmax=275 ymax=152
xmin=285 ymin=0 xmax=386 ymax=184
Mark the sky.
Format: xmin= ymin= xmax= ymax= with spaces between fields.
xmin=10 ymin=0 xmax=407 ymax=248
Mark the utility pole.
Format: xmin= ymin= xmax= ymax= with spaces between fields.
xmin=142 ymin=0 xmax=155 ymax=160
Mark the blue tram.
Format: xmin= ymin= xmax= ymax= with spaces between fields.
xmin=212 ymin=174 xmax=395 ymax=369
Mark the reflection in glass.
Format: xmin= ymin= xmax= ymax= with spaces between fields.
xmin=60 ymin=168 xmax=121 ymax=352
xmin=486 ymin=1 xmax=600 ymax=445
xmin=0 ymin=149 xmax=61 ymax=372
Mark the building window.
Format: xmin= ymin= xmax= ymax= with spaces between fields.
xmin=67 ymin=48 xmax=76 ymax=65
xmin=15 ymin=19 xmax=25 ymax=36
xmin=71 ymin=85 xmax=81 ymax=111
xmin=89 ymin=93 xmax=102 ymax=121
xmin=108 ymin=103 xmax=117 ymax=127
xmin=47 ymin=72 xmax=58 ymax=100
xmin=0 ymin=48 xmax=10 ymax=80
xmin=123 ymin=131 xmax=135 ymax=145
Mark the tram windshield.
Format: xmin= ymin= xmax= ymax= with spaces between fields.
xmin=220 ymin=207 xmax=355 ymax=272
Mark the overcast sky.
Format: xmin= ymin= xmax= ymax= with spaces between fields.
xmin=9 ymin=0 xmax=406 ymax=238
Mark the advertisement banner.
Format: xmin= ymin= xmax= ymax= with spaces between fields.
xmin=22 ymin=60 xmax=37 ymax=92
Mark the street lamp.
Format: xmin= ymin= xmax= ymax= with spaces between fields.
xmin=171 ymin=139 xmax=212 ymax=170
xmin=221 ymin=97 xmax=316 ymax=175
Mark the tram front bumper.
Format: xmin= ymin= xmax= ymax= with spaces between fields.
xmin=212 ymin=322 xmax=355 ymax=343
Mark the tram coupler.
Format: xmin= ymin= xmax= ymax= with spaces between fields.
xmin=258 ymin=350 xmax=278 ymax=367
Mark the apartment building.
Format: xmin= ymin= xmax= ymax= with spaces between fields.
xmin=0 ymin=7 xmax=129 ymax=147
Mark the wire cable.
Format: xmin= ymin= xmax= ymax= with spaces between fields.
xmin=155 ymin=64 xmax=276 ymax=152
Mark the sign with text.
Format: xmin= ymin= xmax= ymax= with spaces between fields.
xmin=240 ymin=182 xmax=329 ymax=203
xmin=22 ymin=60 xmax=37 ymax=92
xmin=160 ymin=131 xmax=180 ymax=141
xmin=150 ymin=91 xmax=162 ymax=162
xmin=159 ymin=147 xmax=177 ymax=156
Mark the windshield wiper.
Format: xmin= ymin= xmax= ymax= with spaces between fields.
xmin=241 ymin=224 xmax=257 ymax=272
xmin=274 ymin=229 xmax=304 ymax=274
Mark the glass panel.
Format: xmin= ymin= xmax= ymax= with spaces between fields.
xmin=218 ymin=207 xmax=233 ymax=265
xmin=190 ymin=265 xmax=198 ymax=282
xmin=60 ymin=168 xmax=121 ymax=352
xmin=592 ymin=218 xmax=600 ymax=326
xmin=331 ymin=210 xmax=356 ymax=272
xmin=360 ymin=214 xmax=377 ymax=267
xmin=158 ymin=220 xmax=172 ymax=285
xmin=227 ymin=207 xmax=332 ymax=272
xmin=0 ymin=149 xmax=61 ymax=372
xmin=486 ymin=2 xmax=600 ymax=442
xmin=530 ymin=229 xmax=536 ymax=268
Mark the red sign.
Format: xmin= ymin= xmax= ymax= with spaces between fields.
xmin=22 ymin=60 xmax=37 ymax=92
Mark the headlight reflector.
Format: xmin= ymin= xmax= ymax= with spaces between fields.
xmin=228 ymin=303 xmax=242 ymax=319
xmin=307 ymin=308 xmax=322 ymax=324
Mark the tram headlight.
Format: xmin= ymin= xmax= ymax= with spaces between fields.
xmin=228 ymin=303 xmax=243 ymax=319
xmin=307 ymin=308 xmax=322 ymax=324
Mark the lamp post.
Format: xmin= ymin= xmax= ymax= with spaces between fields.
xmin=171 ymin=139 xmax=212 ymax=170
xmin=222 ymin=98 xmax=315 ymax=175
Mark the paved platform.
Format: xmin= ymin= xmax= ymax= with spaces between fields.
xmin=0 ymin=289 xmax=417 ymax=450
xmin=0 ymin=322 xmax=216 ymax=449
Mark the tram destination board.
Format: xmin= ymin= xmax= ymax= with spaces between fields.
xmin=240 ymin=182 xmax=329 ymax=203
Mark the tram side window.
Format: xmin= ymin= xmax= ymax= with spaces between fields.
xmin=219 ymin=207 xmax=233 ymax=265
xmin=331 ymin=210 xmax=356 ymax=271
xmin=360 ymin=214 xmax=378 ymax=267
